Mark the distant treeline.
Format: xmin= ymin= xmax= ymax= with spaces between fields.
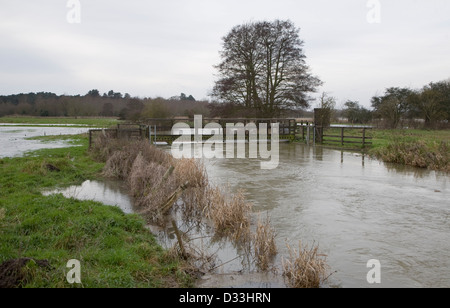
xmin=323 ymin=79 xmax=450 ymax=129
xmin=0 ymin=89 xmax=314 ymax=120
xmin=370 ymin=80 xmax=450 ymax=129
xmin=0 ymin=90 xmax=210 ymax=120
xmin=1 ymin=78 xmax=449 ymax=129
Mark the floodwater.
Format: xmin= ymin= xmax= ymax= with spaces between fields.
xmin=24 ymin=128 xmax=449 ymax=288
xmin=202 ymin=144 xmax=450 ymax=288
xmin=42 ymin=180 xmax=134 ymax=214
xmin=0 ymin=126 xmax=90 ymax=158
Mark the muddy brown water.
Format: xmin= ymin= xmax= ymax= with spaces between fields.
xmin=35 ymin=136 xmax=450 ymax=288
xmin=202 ymin=143 xmax=450 ymax=288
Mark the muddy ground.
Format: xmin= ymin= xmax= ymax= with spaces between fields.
xmin=0 ymin=258 xmax=51 ymax=288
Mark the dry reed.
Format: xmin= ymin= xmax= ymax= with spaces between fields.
xmin=205 ymin=186 xmax=253 ymax=241
xmin=253 ymin=214 xmax=277 ymax=271
xmin=91 ymin=135 xmax=283 ymax=274
xmin=102 ymin=149 xmax=137 ymax=179
xmin=174 ymin=158 xmax=209 ymax=218
xmin=282 ymin=241 xmax=329 ymax=288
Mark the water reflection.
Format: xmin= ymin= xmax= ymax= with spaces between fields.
xmin=42 ymin=180 xmax=134 ymax=214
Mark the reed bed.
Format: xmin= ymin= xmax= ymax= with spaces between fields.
xmin=90 ymin=135 xmax=281 ymax=274
xmin=372 ymin=140 xmax=449 ymax=172
xmin=92 ymin=136 xmax=254 ymax=236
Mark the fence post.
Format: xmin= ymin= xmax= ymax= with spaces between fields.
xmin=302 ymin=122 xmax=305 ymax=141
xmin=341 ymin=127 xmax=345 ymax=146
xmin=306 ymin=124 xmax=310 ymax=144
xmin=89 ymin=130 xmax=92 ymax=149
xmin=313 ymin=125 xmax=316 ymax=145
xmin=362 ymin=128 xmax=366 ymax=148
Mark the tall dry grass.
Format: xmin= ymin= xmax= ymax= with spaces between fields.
xmin=204 ymin=186 xmax=253 ymax=241
xmin=127 ymin=153 xmax=178 ymax=223
xmin=282 ymin=241 xmax=329 ymax=288
xmin=253 ymin=215 xmax=277 ymax=271
xmin=174 ymin=158 xmax=209 ymax=219
xmin=372 ymin=140 xmax=450 ymax=172
xmin=90 ymin=135 xmax=280 ymax=273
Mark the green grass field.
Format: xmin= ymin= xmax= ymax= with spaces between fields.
xmin=0 ymin=135 xmax=191 ymax=288
xmin=310 ymin=127 xmax=449 ymax=171
xmin=369 ymin=129 xmax=450 ymax=172
xmin=371 ymin=129 xmax=450 ymax=149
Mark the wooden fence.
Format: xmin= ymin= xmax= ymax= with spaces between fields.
xmin=88 ymin=119 xmax=299 ymax=147
xmin=89 ymin=124 xmax=148 ymax=148
xmin=316 ymin=126 xmax=373 ymax=148
xmin=88 ymin=121 xmax=374 ymax=149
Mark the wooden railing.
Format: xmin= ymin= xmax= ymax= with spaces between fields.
xmin=317 ymin=126 xmax=373 ymax=148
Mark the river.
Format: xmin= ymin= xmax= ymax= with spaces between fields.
xmin=6 ymin=125 xmax=448 ymax=287
xmin=202 ymin=143 xmax=450 ymax=288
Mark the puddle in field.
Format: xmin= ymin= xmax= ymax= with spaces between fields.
xmin=42 ymin=180 xmax=135 ymax=214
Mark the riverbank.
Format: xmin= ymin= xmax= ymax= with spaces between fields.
xmin=0 ymin=135 xmax=192 ymax=288
xmin=369 ymin=129 xmax=450 ymax=172
xmin=312 ymin=128 xmax=449 ymax=172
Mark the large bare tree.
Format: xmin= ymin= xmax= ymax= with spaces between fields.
xmin=212 ymin=20 xmax=322 ymax=117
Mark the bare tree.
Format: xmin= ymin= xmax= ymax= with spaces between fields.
xmin=212 ymin=20 xmax=322 ymax=117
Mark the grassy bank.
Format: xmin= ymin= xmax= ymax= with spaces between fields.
xmin=369 ymin=129 xmax=450 ymax=172
xmin=0 ymin=135 xmax=192 ymax=288
xmin=314 ymin=127 xmax=449 ymax=172
xmin=0 ymin=116 xmax=120 ymax=128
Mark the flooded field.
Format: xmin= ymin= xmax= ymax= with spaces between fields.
xmin=6 ymin=126 xmax=448 ymax=288
xmin=42 ymin=141 xmax=450 ymax=288
xmin=0 ymin=126 xmax=89 ymax=158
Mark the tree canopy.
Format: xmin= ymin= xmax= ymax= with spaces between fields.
xmin=371 ymin=80 xmax=449 ymax=128
xmin=212 ymin=20 xmax=322 ymax=117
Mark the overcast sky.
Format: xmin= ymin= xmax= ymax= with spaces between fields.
xmin=1 ymin=0 xmax=449 ymax=108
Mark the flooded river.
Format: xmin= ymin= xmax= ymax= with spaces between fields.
xmin=203 ymin=144 xmax=450 ymax=288
xmin=7 ymin=125 xmax=447 ymax=288
xmin=46 ymin=143 xmax=449 ymax=288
